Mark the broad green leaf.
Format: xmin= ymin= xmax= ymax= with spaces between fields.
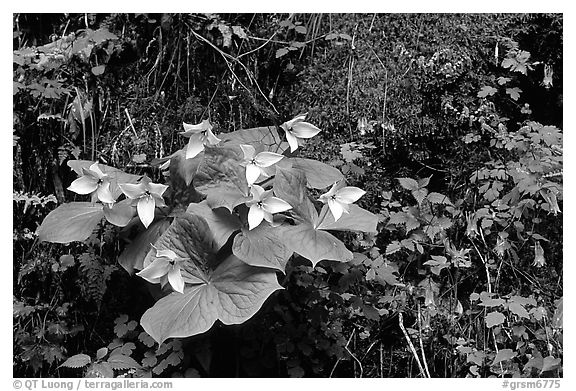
xmin=169 ymin=147 xmax=202 ymax=186
xmin=186 ymin=201 xmax=241 ymax=250
xmin=220 ymin=126 xmax=288 ymax=153
xmin=37 ymin=202 xmax=104 ymax=243
xmin=278 ymin=223 xmax=352 ymax=267
xmin=103 ymin=198 xmax=135 ymax=227
xmin=506 ymin=87 xmax=522 ymax=101
xmin=202 ymin=182 xmax=250 ymax=212
xmin=96 ymin=348 xmax=108 ymax=360
xmin=118 ymin=218 xmax=171 ymax=274
xmin=541 ymin=356 xmax=561 ymax=373
xmin=233 ymin=224 xmax=293 ymax=272
xmin=273 ymin=167 xmax=317 ymax=223
xmin=507 ymin=302 xmax=530 ymax=319
xmin=485 ymin=311 xmax=506 ymax=328
xmin=315 ymin=204 xmax=378 ymax=233
xmin=491 ymin=349 xmax=517 ymax=366
xmin=290 ymin=158 xmax=344 ymax=189
xmin=397 ymin=177 xmax=419 ymax=191
xmin=59 ymin=353 xmax=91 ymax=368
xmin=141 ymin=255 xmax=282 ymax=344
xmin=141 ymin=214 xmax=217 ymax=279
xmin=195 ymin=146 xmax=248 ymax=196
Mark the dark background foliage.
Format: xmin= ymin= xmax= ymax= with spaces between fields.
xmin=13 ymin=13 xmax=562 ymax=377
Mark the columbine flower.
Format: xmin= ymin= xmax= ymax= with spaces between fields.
xmin=533 ymin=241 xmax=546 ymax=268
xmin=68 ymin=162 xmax=115 ymax=204
xmin=180 ymin=119 xmax=221 ymax=159
xmin=137 ymin=246 xmax=186 ymax=293
xmin=318 ymin=181 xmax=365 ymax=221
xmin=119 ymin=176 xmax=168 ymax=228
xmin=240 ymin=144 xmax=284 ymax=185
xmin=280 ymin=113 xmax=322 ymax=152
xmin=245 ymin=185 xmax=292 ymax=230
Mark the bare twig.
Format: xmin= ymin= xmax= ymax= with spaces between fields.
xmin=398 ymin=312 xmax=428 ymax=378
xmin=124 ymin=108 xmax=139 ymax=138
xmin=417 ymin=303 xmax=431 ymax=377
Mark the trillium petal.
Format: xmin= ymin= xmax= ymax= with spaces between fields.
xmin=155 ymin=248 xmax=178 ymax=260
xmin=291 ymin=122 xmax=322 ymax=139
xmin=254 ymin=152 xmax=284 ymax=168
xmin=97 ymin=181 xmax=116 ymax=204
xmin=185 ymin=133 xmax=205 ymax=159
xmin=285 ymin=130 xmax=300 ymax=153
xmin=68 ymin=176 xmax=98 ymax=195
xmin=167 ymin=266 xmax=185 ymax=293
xmin=137 ymin=259 xmax=171 ymax=282
xmin=245 ymin=163 xmax=262 ymax=185
xmin=205 ymin=128 xmax=221 ymax=145
xmin=282 ymin=113 xmax=308 ymax=129
xmin=119 ymin=182 xmax=146 ymax=199
xmin=335 ymin=186 xmax=366 ymax=204
xmin=263 ymin=211 xmax=274 ymax=224
xmin=248 ymin=205 xmax=265 ymax=230
xmin=148 ymin=182 xmax=169 ymax=197
xmin=262 ymin=196 xmax=292 ymax=214
xmin=137 ymin=195 xmax=156 ymax=228
xmin=249 ymin=184 xmax=265 ymax=201
xmin=240 ymin=144 xmax=256 ymax=160
xmin=318 ymin=182 xmax=339 ymax=203
xmin=327 ymin=198 xmax=345 ymax=221
xmin=182 ymin=120 xmax=211 ymax=134
xmin=89 ymin=162 xmax=106 ymax=179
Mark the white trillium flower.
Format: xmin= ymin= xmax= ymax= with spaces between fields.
xmin=240 ymin=144 xmax=284 ymax=185
xmin=68 ymin=162 xmax=116 ymax=204
xmin=280 ymin=113 xmax=322 ymax=152
xmin=180 ymin=119 xmax=221 ymax=159
xmin=119 ymin=176 xmax=168 ymax=229
xmin=245 ymin=185 xmax=292 ymax=230
xmin=318 ymin=181 xmax=366 ymax=221
xmin=137 ymin=246 xmax=187 ymax=293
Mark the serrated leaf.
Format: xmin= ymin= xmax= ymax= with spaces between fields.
xmin=233 ymin=224 xmax=293 ymax=272
xmin=37 ymin=203 xmax=104 ymax=243
xmin=506 ymin=87 xmax=522 ymax=101
xmin=426 ymin=192 xmax=453 ymax=206
xmin=397 ymin=177 xmax=419 ymax=191
xmin=491 ymin=349 xmax=516 ymax=366
xmin=107 ymin=353 xmax=142 ymax=370
xmin=412 ymin=188 xmax=429 ymax=204
xmin=59 ymin=353 xmax=91 ymax=368
xmin=138 ymin=332 xmax=156 ymax=348
xmin=385 ymin=241 xmax=402 ymax=255
xmin=485 ymin=311 xmax=506 ymax=328
xmin=276 ymin=48 xmax=289 ymax=58
xmin=141 ymin=255 xmax=282 ymax=344
xmin=477 ymin=85 xmax=497 ymax=98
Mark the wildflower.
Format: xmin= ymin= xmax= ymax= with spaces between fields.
xmin=119 ymin=176 xmax=168 ymax=229
xmin=533 ymin=241 xmax=546 ymax=268
xmin=240 ymin=144 xmax=284 ymax=185
xmin=318 ymin=181 xmax=365 ymax=221
xmin=137 ymin=246 xmax=186 ymax=293
xmin=67 ymin=162 xmax=115 ymax=204
xmin=180 ymin=119 xmax=221 ymax=159
xmin=280 ymin=113 xmax=321 ymax=152
xmin=245 ymin=185 xmax=292 ymax=230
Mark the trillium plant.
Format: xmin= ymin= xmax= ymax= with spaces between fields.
xmin=37 ymin=114 xmax=378 ymax=345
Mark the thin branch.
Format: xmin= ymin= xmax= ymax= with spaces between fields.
xmin=398 ymin=312 xmax=428 ymax=378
